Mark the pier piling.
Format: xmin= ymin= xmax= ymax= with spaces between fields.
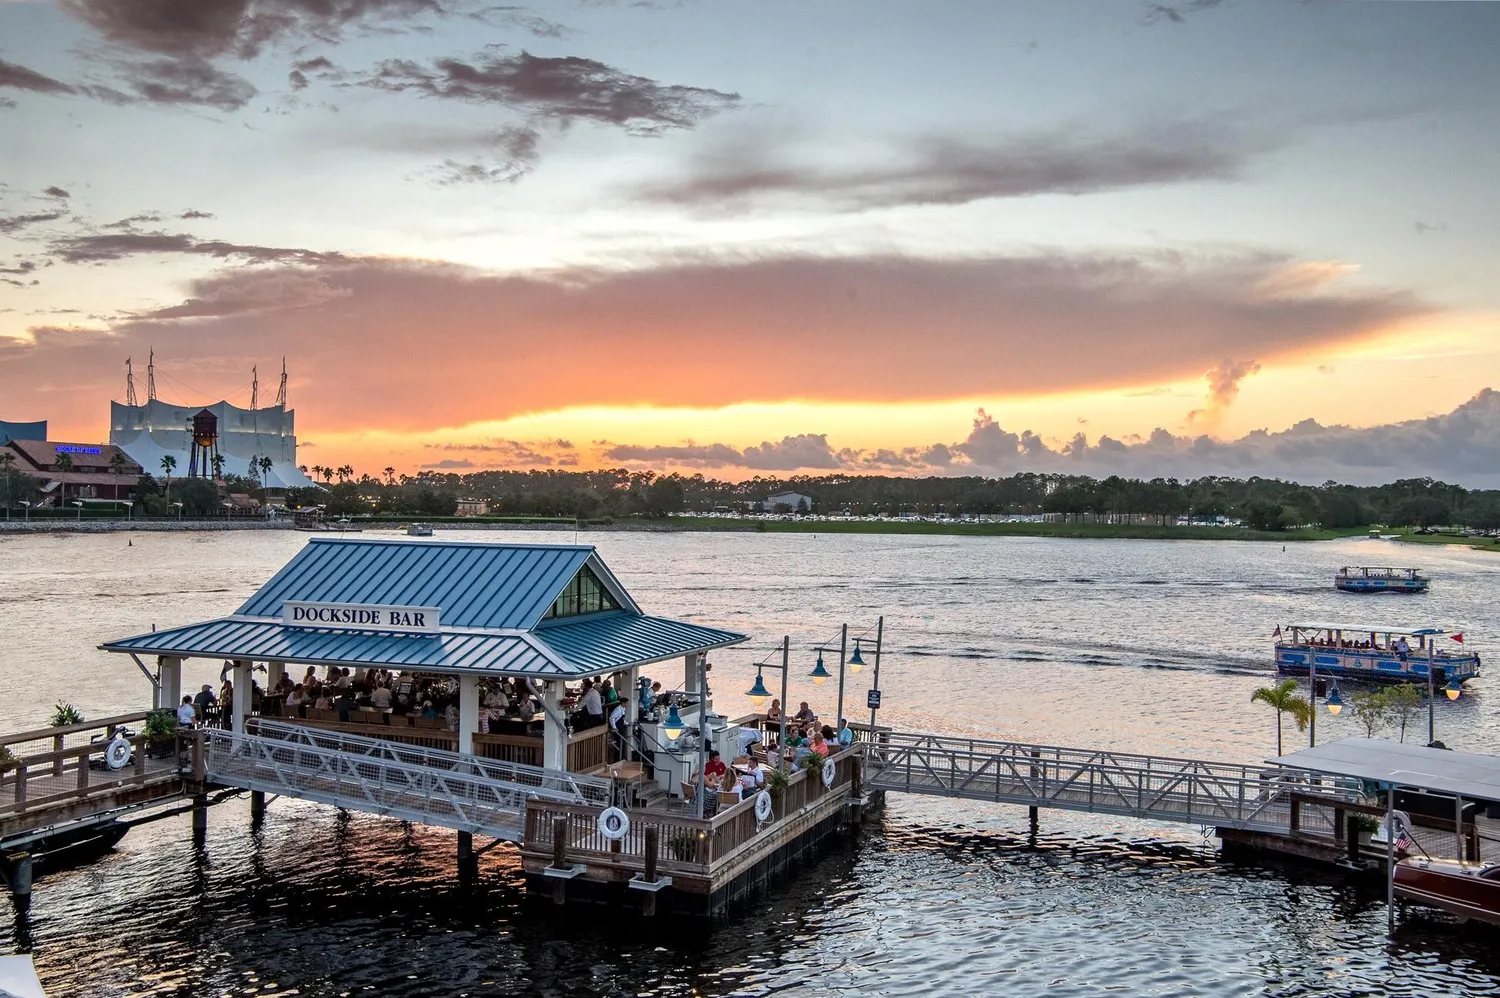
xmin=551 ymin=816 xmax=568 ymax=905
xmin=191 ymin=792 xmax=208 ymax=841
xmin=250 ymin=790 xmax=266 ymax=825
xmin=642 ymin=827 xmax=660 ymax=917
xmin=4 ymin=854 xmax=33 ymax=899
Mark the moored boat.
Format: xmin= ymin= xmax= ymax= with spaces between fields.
xmin=1336 ymin=566 xmax=1428 ymax=593
xmin=1274 ymin=622 xmax=1481 ymax=686
xmin=1394 ymin=857 xmax=1500 ymax=925
xmin=406 ymin=523 xmax=434 ymax=536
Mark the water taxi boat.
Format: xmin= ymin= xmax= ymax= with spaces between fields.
xmin=1335 ymin=566 xmax=1428 ymax=593
xmin=1394 ymin=857 xmax=1500 ymax=925
xmin=1274 ymin=622 xmax=1481 ymax=685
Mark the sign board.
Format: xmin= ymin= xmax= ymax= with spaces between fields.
xmin=867 ymin=689 xmax=882 ymax=710
xmin=282 ymin=601 xmax=441 ymax=634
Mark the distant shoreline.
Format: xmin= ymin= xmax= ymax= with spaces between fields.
xmin=4 ymin=516 xmax=1496 ymax=549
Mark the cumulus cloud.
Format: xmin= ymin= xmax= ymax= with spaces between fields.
xmin=360 ymin=50 xmax=740 ymax=133
xmin=422 ymin=458 xmax=475 ymax=469
xmin=637 ymin=121 xmax=1260 ymax=211
xmin=603 ymin=435 xmax=840 ymax=471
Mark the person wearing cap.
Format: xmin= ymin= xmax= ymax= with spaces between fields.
xmin=193 ymin=683 xmax=217 ymax=723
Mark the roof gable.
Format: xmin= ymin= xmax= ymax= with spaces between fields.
xmin=235 ymin=538 xmax=635 ymax=630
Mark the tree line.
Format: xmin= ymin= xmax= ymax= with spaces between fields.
xmin=286 ymin=468 xmax=1500 ymax=530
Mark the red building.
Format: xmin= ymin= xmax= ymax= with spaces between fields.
xmin=2 ymin=440 xmax=143 ymax=504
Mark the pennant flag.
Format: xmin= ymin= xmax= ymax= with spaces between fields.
xmin=1272 ymin=625 xmax=1282 ymax=638
xmin=1451 ymin=633 xmax=1465 ymax=643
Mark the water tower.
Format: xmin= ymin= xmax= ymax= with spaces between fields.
xmin=187 ymin=408 xmax=220 ymax=478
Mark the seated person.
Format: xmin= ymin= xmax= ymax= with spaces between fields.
xmin=738 ymin=766 xmax=764 ymax=793
xmin=717 ymin=768 xmax=743 ymax=802
xmin=765 ymin=698 xmax=782 ymax=722
xmin=704 ymin=749 xmax=727 ymax=782
xmin=390 ymin=672 xmax=418 ymax=714
xmin=794 ymin=701 xmax=817 ymax=726
xmin=176 ymin=694 xmax=198 ymax=728
xmin=369 ymin=684 xmax=392 ymax=709
xmin=419 ymin=699 xmax=441 ymax=720
xmin=837 ymin=718 xmax=854 ymax=746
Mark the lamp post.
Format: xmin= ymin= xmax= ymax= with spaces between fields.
xmin=1308 ymin=654 xmax=1318 ymax=746
xmin=171 ymin=501 xmax=184 ymax=520
xmin=834 ymin=624 xmax=848 ymax=740
xmin=72 ymin=500 xmax=84 ymax=522
xmin=745 ymin=636 xmax=791 ymax=770
xmin=122 ymin=500 xmax=133 ymax=521
xmin=18 ymin=500 xmax=29 ymax=522
xmin=867 ymin=616 xmax=884 ymax=736
xmin=1427 ymin=639 xmax=1437 ymax=744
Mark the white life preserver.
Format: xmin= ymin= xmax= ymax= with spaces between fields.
xmin=754 ymin=789 xmax=773 ymax=823
xmin=597 ymin=806 xmax=630 ymax=841
xmin=821 ymin=757 xmax=836 ymax=788
xmin=105 ymin=736 xmax=132 ymax=771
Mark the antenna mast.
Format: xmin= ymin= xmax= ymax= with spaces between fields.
xmin=146 ymin=349 xmax=157 ymax=401
xmin=125 ymin=357 xmax=137 ymax=407
xmin=275 ymin=356 xmax=287 ymax=408
xmin=250 ymin=365 xmax=259 ymax=410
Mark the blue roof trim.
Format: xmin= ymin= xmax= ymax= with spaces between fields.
xmin=102 ymin=618 xmax=562 ymax=675
xmin=535 ymin=614 xmax=747 ymax=673
xmin=236 ymin=538 xmax=599 ymax=629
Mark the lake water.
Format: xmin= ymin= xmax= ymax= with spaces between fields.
xmin=2 ymin=528 xmax=1497 ymax=997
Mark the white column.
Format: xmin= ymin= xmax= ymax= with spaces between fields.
xmin=458 ymin=674 xmax=478 ymax=756
xmin=267 ymin=661 xmax=286 ymax=691
xmin=157 ymin=656 xmax=182 ymax=711
xmin=684 ymin=653 xmax=700 ymax=695
xmin=542 ymin=682 xmax=567 ymax=772
xmin=231 ymin=659 xmax=252 ymax=734
xmin=626 ymin=666 xmax=640 ymax=724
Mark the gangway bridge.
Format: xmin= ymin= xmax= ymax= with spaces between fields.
xmin=862 ymin=731 xmax=1366 ymax=835
xmin=202 ymin=720 xmax=612 ymax=843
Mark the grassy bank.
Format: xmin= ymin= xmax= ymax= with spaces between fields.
xmin=1389 ymin=529 xmax=1500 ymax=552
xmin=644 ymin=517 xmax=1365 ymax=542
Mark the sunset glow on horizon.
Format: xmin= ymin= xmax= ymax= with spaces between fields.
xmin=4 ymin=1 xmax=1500 ymax=484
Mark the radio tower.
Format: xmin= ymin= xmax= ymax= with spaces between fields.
xmin=274 ymin=357 xmax=287 ymax=408
xmin=250 ymin=365 xmax=259 ymax=410
xmin=146 ymin=349 xmax=157 ymax=402
xmin=124 ymin=357 xmax=138 ymax=407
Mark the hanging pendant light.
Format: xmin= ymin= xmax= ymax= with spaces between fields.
xmin=809 ymin=652 xmax=832 ymax=686
xmin=848 ymin=640 xmax=865 ymax=673
xmin=746 ymin=671 xmax=771 ymax=708
xmin=1325 ymin=685 xmax=1343 ymax=716
xmin=661 ymin=703 xmax=687 ymax=740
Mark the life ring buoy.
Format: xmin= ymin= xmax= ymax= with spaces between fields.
xmin=754 ymin=789 xmax=773 ymax=823
xmin=597 ymin=806 xmax=630 ymax=841
xmin=821 ymin=757 xmax=836 ymax=788
xmin=105 ymin=736 xmax=132 ymax=771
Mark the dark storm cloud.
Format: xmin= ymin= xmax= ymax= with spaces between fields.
xmin=113 ymin=56 xmax=259 ymax=111
xmin=0 ymin=212 xmax=68 ymax=235
xmin=0 ymin=58 xmax=76 ymax=95
xmin=58 ymin=0 xmax=452 ymax=60
xmin=49 ymin=230 xmax=340 ymax=264
xmin=361 ymin=50 xmax=740 ymax=132
xmin=638 ymin=122 xmax=1260 ymax=211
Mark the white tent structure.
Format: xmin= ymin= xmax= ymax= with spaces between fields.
xmin=110 ymin=398 xmax=315 ymax=489
xmin=0 ymin=956 xmax=47 ymax=998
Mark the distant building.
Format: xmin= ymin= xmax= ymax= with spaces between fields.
xmin=763 ymin=491 xmax=813 ymax=513
xmin=2 ymin=439 xmax=142 ymax=504
xmin=0 ymin=420 xmax=47 ymax=444
xmin=455 ymin=499 xmax=490 ymax=516
xmin=110 ymin=398 xmax=314 ymax=489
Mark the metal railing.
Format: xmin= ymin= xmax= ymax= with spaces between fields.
xmin=864 ymin=732 xmax=1363 ymax=833
xmin=202 ymin=721 xmax=611 ymax=841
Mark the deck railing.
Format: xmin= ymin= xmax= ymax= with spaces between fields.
xmin=258 ymin=716 xmax=611 ymax=773
xmin=523 ymin=746 xmax=863 ymax=876
xmin=0 ymin=712 xmax=183 ymax=818
xmin=863 ymin=732 xmax=1363 ymax=833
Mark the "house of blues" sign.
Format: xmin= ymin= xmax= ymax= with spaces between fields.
xmin=282 ymin=601 xmax=441 ymax=634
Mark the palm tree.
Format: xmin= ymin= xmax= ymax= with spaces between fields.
xmin=1251 ymin=678 xmax=1312 ymax=756
xmin=258 ymin=455 xmax=273 ymax=487
xmin=0 ymin=451 xmax=14 ymax=511
xmin=53 ymin=452 xmax=73 ymax=473
xmin=337 ymin=464 xmax=354 ymax=483
xmin=160 ymin=454 xmax=176 ymax=497
xmin=383 ymin=466 xmax=396 ymax=486
xmin=210 ymin=453 xmax=225 ymax=480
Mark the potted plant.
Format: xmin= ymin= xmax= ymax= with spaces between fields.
xmin=765 ymin=766 xmax=791 ymax=818
xmin=50 ymin=702 xmax=84 ymax=727
xmin=144 ymin=709 xmax=178 ymax=757
xmin=1351 ymin=813 xmax=1379 ymax=848
xmin=0 ymin=746 xmax=16 ymax=776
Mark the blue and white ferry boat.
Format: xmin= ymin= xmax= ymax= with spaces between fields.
xmin=1335 ymin=566 xmax=1428 ymax=593
xmin=1275 ymin=621 xmax=1480 ymax=686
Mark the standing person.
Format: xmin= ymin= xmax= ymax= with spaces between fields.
xmin=580 ymin=679 xmax=604 ymax=729
xmin=219 ymin=680 xmax=234 ymax=730
xmin=609 ymin=699 xmax=629 ymax=761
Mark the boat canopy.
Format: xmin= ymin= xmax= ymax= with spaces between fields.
xmin=1281 ymin=621 xmax=1450 ymax=636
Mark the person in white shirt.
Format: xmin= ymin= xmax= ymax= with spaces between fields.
xmin=176 ymin=695 xmax=198 ymax=728
xmin=370 ymin=684 xmax=392 ymax=709
xmin=580 ymin=681 xmax=604 ymax=728
xmin=609 ymin=701 xmax=629 ymax=760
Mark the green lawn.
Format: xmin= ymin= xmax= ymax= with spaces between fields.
xmin=1389 ymin=529 xmax=1500 ymax=552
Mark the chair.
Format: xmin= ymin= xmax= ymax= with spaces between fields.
xmin=717 ymin=790 xmax=741 ymax=808
xmin=750 ymin=744 xmax=769 ymax=766
xmin=680 ymin=781 xmax=696 ymax=803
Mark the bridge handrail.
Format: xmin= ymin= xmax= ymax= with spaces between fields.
xmin=248 ymin=720 xmax=612 ymax=805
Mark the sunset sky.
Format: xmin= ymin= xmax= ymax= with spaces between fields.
xmin=3 ymin=1 xmax=1500 ymax=483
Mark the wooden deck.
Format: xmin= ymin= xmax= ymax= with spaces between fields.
xmin=0 ymin=713 xmax=188 ymax=845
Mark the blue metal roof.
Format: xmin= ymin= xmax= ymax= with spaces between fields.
xmin=102 ymin=539 xmax=748 ymax=677
xmin=535 ymin=613 xmax=745 ymax=673
xmin=102 ymin=618 xmax=560 ymax=675
xmin=237 ymin=538 xmax=635 ymax=629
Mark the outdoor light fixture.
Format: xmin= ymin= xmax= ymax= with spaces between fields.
xmin=745 ymin=671 xmax=771 ymax=708
xmin=1445 ymin=677 xmax=1463 ymax=701
xmin=848 ymin=640 xmax=865 ymax=673
xmin=1325 ymin=685 xmax=1343 ymax=716
xmin=809 ymin=652 xmax=832 ymax=686
xmin=661 ymin=703 xmax=687 ymax=741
